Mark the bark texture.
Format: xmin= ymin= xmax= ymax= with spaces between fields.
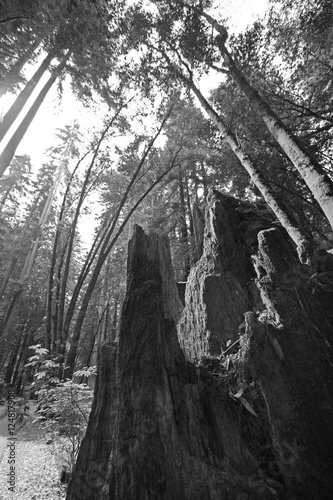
xmin=248 ymin=228 xmax=333 ymax=497
xmin=67 ymin=224 xmax=278 ymax=500
xmin=179 ymin=190 xmax=333 ymax=499
xmin=0 ymin=52 xmax=70 ymax=177
xmin=178 ymin=190 xmax=269 ymax=360
xmin=67 ymin=191 xmax=333 ymax=500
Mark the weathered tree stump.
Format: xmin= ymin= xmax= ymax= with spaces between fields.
xmin=67 ymin=190 xmax=333 ymax=500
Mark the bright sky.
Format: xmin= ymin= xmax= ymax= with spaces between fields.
xmin=0 ymin=0 xmax=268 ymax=245
xmin=222 ymin=0 xmax=268 ymax=33
xmin=0 ymin=0 xmax=268 ymax=174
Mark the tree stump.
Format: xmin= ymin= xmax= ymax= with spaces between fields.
xmin=67 ymin=190 xmax=333 ymax=500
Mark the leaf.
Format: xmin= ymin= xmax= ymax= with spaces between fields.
xmin=28 ymin=344 xmax=42 ymax=350
xmin=44 ymin=360 xmax=59 ymax=368
xmin=35 ymin=347 xmax=49 ymax=356
xmin=233 ymin=387 xmax=245 ymax=398
xmin=27 ymin=355 xmax=40 ymax=362
xmin=239 ymin=396 xmax=258 ymax=417
xmin=272 ymin=338 xmax=285 ymax=361
xmin=225 ymin=356 xmax=231 ymax=371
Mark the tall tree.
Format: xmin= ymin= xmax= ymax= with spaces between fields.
xmin=196 ymin=9 xmax=333 ymax=230
xmin=0 ymin=51 xmax=71 ymax=178
xmin=0 ymin=159 xmax=64 ymax=365
xmin=116 ymin=1 xmax=333 ymax=241
xmin=0 ymin=45 xmax=62 ymax=142
xmin=0 ymin=38 xmax=40 ymax=97
xmin=64 ymin=107 xmax=175 ymax=378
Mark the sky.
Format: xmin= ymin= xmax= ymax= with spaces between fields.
xmin=0 ymin=0 xmax=268 ymax=245
xmin=0 ymin=0 xmax=269 ymax=174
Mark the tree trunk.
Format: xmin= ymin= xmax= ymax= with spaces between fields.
xmin=4 ymin=320 xmax=27 ymax=385
xmin=0 ymin=47 xmax=59 ymax=142
xmin=0 ymin=39 xmax=41 ymax=98
xmin=68 ymin=192 xmax=333 ymax=500
xmin=0 ymin=52 xmax=70 ymax=177
xmin=199 ymin=159 xmax=208 ymax=199
xmin=110 ymin=294 xmax=118 ymax=341
xmin=0 ymin=159 xmax=64 ymax=362
xmin=58 ymin=102 xmax=135 ymax=351
xmin=192 ymin=203 xmax=205 ymax=261
xmin=45 ymin=131 xmax=80 ymax=352
xmin=178 ymin=169 xmax=190 ymax=278
xmin=67 ymin=225 xmax=258 ymax=500
xmin=56 ymin=156 xmax=96 ymax=353
xmin=215 ymin=39 xmax=333 ymax=230
xmin=64 ymin=110 xmax=175 ymax=378
xmin=188 ymin=77 xmax=313 ymax=264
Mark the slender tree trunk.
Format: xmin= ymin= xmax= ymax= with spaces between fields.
xmin=0 ymin=48 xmax=59 ymax=142
xmin=48 ymin=166 xmax=89 ymax=352
xmin=14 ymin=330 xmax=33 ymax=395
xmin=61 ymin=229 xmax=104 ymax=349
xmin=187 ymin=78 xmax=313 ymax=264
xmin=45 ymin=138 xmax=76 ymax=351
xmin=184 ymin=171 xmax=194 ymax=237
xmin=0 ymin=159 xmax=64 ymax=362
xmin=0 ymin=258 xmax=18 ymax=302
xmin=56 ymin=160 xmax=96 ymax=353
xmin=212 ymin=37 xmax=333 ymax=230
xmin=0 ymin=287 xmax=25 ymax=362
xmin=103 ymin=301 xmax=111 ymax=342
xmin=64 ymin=118 xmax=178 ymax=378
xmin=0 ymin=52 xmax=70 ymax=178
xmin=184 ymin=171 xmax=196 ymax=265
xmin=84 ymin=304 xmax=108 ymax=371
xmin=49 ymin=230 xmax=70 ymax=354
xmin=110 ymin=295 xmax=118 ymax=341
xmin=0 ymin=39 xmax=41 ymax=98
xmin=0 ymin=191 xmax=43 ymax=302
xmin=46 ymin=225 xmax=61 ymax=352
xmin=199 ymin=159 xmax=208 ymax=199
xmin=4 ymin=321 xmax=27 ymax=384
xmin=57 ymin=105 xmax=131 ymax=353
xmin=178 ymin=170 xmax=190 ymax=278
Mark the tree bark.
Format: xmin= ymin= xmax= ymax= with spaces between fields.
xmin=215 ymin=39 xmax=333 ymax=231
xmin=179 ymin=189 xmax=333 ymax=498
xmin=66 ymin=225 xmax=265 ymax=500
xmin=56 ymin=157 xmax=96 ymax=353
xmin=0 ymin=39 xmax=40 ymax=98
xmin=64 ymin=110 xmax=175 ymax=378
xmin=46 ymin=134 xmax=78 ymax=352
xmin=0 ymin=52 xmax=70 ymax=177
xmin=187 ymin=78 xmax=313 ymax=264
xmin=0 ymin=158 xmax=64 ymax=362
xmin=0 ymin=47 xmax=59 ymax=142
xmin=178 ymin=169 xmax=190 ymax=278
xmin=68 ymin=193 xmax=333 ymax=499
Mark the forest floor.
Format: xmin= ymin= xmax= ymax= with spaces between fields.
xmin=0 ymin=405 xmax=67 ymax=500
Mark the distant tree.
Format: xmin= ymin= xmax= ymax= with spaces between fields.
xmin=0 ymin=51 xmax=71 ymax=178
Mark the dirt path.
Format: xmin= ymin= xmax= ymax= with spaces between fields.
xmin=0 ymin=406 xmax=65 ymax=499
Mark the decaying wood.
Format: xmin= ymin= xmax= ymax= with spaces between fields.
xmin=67 ymin=190 xmax=333 ymax=500
xmin=178 ymin=190 xmax=269 ymax=360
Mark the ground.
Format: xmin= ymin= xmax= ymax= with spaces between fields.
xmin=0 ymin=404 xmax=66 ymax=500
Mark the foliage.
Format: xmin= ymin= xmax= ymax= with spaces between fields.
xmin=26 ymin=344 xmax=93 ymax=473
xmin=35 ymin=381 xmax=93 ymax=472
